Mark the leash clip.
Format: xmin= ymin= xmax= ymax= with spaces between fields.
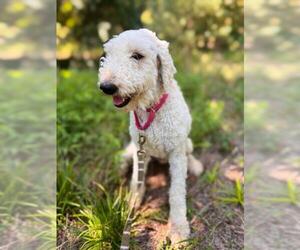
xmin=138 ymin=134 xmax=146 ymax=146
xmin=137 ymin=134 xmax=146 ymax=159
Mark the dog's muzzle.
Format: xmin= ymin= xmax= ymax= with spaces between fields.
xmin=99 ymin=82 xmax=118 ymax=95
xmin=99 ymin=81 xmax=131 ymax=108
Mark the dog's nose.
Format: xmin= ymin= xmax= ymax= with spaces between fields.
xmin=99 ymin=82 xmax=118 ymax=95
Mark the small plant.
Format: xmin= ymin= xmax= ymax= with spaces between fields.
xmin=159 ymin=237 xmax=201 ymax=250
xmin=201 ymin=163 xmax=219 ymax=184
xmin=244 ymin=165 xmax=259 ymax=184
xmin=30 ymin=207 xmax=57 ymax=250
xmin=158 ymin=238 xmax=172 ymax=250
xmin=287 ymin=180 xmax=298 ymax=205
xmin=258 ymin=180 xmax=299 ymax=205
xmin=78 ymin=186 xmax=130 ymax=250
xmin=57 ymin=164 xmax=84 ymax=216
xmin=137 ymin=207 xmax=168 ymax=224
xmin=217 ymin=180 xmax=244 ymax=206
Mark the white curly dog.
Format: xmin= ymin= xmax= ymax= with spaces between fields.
xmin=98 ymin=29 xmax=203 ymax=244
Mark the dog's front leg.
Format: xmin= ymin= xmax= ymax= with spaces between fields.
xmin=130 ymin=148 xmax=149 ymax=208
xmin=168 ymin=148 xmax=190 ymax=244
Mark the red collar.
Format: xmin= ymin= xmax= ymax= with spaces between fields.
xmin=133 ymin=93 xmax=169 ymax=130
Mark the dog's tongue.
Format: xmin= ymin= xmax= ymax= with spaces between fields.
xmin=113 ymin=95 xmax=124 ymax=105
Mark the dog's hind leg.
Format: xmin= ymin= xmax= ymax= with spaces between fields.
xmin=186 ymin=138 xmax=203 ymax=176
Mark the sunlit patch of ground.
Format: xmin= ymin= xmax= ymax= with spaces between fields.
xmin=130 ymin=149 xmax=244 ymax=250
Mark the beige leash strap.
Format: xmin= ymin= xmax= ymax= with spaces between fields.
xmin=120 ymin=134 xmax=146 ymax=250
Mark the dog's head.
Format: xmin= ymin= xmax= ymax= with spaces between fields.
xmin=98 ymin=29 xmax=176 ymax=111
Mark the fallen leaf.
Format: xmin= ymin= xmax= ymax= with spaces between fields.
xmin=269 ymin=166 xmax=300 ymax=184
xmin=224 ymin=165 xmax=244 ymax=183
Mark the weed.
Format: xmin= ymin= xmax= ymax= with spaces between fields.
xmin=57 ymin=164 xmax=83 ymax=216
xmin=287 ymin=180 xmax=299 ymax=205
xmin=258 ymin=180 xmax=299 ymax=205
xmin=244 ymin=165 xmax=259 ymax=184
xmin=137 ymin=208 xmax=168 ymax=224
xmin=158 ymin=237 xmax=200 ymax=250
xmin=217 ymin=180 xmax=244 ymax=206
xmin=29 ymin=207 xmax=57 ymax=250
xmin=78 ymin=186 xmax=130 ymax=250
xmin=201 ymin=163 xmax=220 ymax=184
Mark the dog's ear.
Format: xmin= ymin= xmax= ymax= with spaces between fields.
xmin=156 ymin=40 xmax=176 ymax=86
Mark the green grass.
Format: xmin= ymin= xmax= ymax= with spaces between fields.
xmin=0 ymin=69 xmax=56 ymax=248
xmin=57 ymin=70 xmax=128 ymax=189
xmin=78 ymin=186 xmax=130 ymax=250
xmin=157 ymin=237 xmax=202 ymax=250
xmin=258 ymin=180 xmax=300 ymax=205
xmin=57 ymin=163 xmax=131 ymax=249
xmin=57 ymin=165 xmax=131 ymax=249
xmin=57 ymin=65 xmax=243 ymax=249
xmin=245 ymin=165 xmax=259 ymax=184
xmin=286 ymin=180 xmax=299 ymax=205
xmin=201 ymin=163 xmax=220 ymax=184
xmin=57 ymin=164 xmax=86 ymax=215
xmin=217 ymin=180 xmax=244 ymax=206
xmin=29 ymin=207 xmax=57 ymax=250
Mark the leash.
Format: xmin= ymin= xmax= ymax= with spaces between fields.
xmin=120 ymin=134 xmax=146 ymax=250
xmin=120 ymin=93 xmax=168 ymax=249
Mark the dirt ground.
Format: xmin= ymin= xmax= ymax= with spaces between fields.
xmin=129 ymin=148 xmax=244 ymax=250
xmin=56 ymin=148 xmax=244 ymax=250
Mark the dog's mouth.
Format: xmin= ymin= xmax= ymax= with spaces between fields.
xmin=112 ymin=95 xmax=131 ymax=108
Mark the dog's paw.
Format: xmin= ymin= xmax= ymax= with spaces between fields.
xmin=188 ymin=155 xmax=204 ymax=176
xmin=167 ymin=220 xmax=190 ymax=247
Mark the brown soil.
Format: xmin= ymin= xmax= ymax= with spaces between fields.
xmin=130 ymin=149 xmax=244 ymax=250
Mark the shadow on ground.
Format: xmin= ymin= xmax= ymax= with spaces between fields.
xmin=127 ymin=149 xmax=244 ymax=250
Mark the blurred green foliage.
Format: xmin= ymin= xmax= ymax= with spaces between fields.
xmin=0 ymin=0 xmax=54 ymax=62
xmin=57 ymin=0 xmax=243 ymax=69
xmin=57 ymin=68 xmax=242 ymax=189
xmin=0 ymin=69 xmax=56 ymax=248
xmin=57 ymin=67 xmax=242 ymax=248
xmin=57 ymin=71 xmax=128 ymax=188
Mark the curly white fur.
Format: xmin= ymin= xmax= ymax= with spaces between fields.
xmin=98 ymin=29 xmax=203 ymax=245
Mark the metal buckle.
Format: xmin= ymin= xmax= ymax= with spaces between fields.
xmin=138 ymin=134 xmax=146 ymax=146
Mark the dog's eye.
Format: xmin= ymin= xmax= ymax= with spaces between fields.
xmin=100 ymin=58 xmax=105 ymax=67
xmin=131 ymin=52 xmax=144 ymax=60
xmin=100 ymin=54 xmax=106 ymax=67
